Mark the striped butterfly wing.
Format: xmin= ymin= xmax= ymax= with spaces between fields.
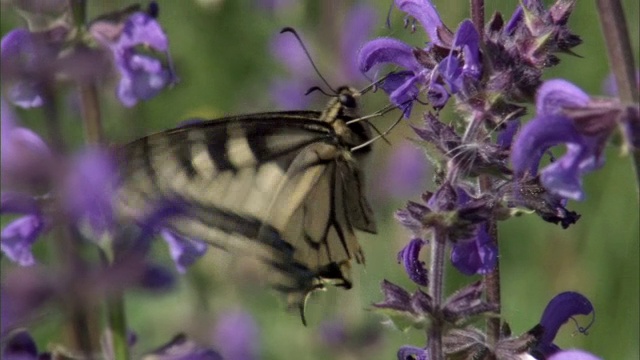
xmin=117 ymin=108 xmax=376 ymax=315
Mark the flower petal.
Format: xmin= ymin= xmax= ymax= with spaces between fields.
xmin=1 ymin=330 xmax=39 ymax=360
xmin=537 ymin=292 xmax=594 ymax=357
xmin=450 ymin=224 xmax=497 ymax=275
xmin=1 ymin=215 xmax=45 ymax=266
xmin=397 ymin=238 xmax=428 ymax=286
xmin=548 ymin=349 xmax=602 ymax=360
xmin=160 ymin=229 xmax=208 ymax=273
xmin=536 ymin=79 xmax=590 ymax=116
xmin=395 ymin=0 xmax=444 ymax=46
xmin=358 ymin=38 xmax=421 ymax=73
xmin=397 ymin=345 xmax=428 ymax=360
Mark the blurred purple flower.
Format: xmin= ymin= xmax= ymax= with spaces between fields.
xmin=340 ymin=4 xmax=378 ymax=82
xmin=1 ymin=99 xmax=52 ymax=188
xmin=269 ymin=32 xmax=315 ymax=110
xmin=1 ymin=267 xmax=54 ymax=334
xmin=511 ymin=79 xmax=624 ymax=200
xmin=533 ymin=292 xmax=595 ymax=358
xmin=90 ymin=7 xmax=176 ymax=107
xmin=138 ymin=201 xmax=209 ymax=273
xmin=63 ymin=149 xmax=118 ymax=239
xmin=397 ymin=238 xmax=428 ymax=286
xmin=1 ymin=330 xmax=49 ymax=360
xmin=213 ymin=310 xmax=260 ymax=360
xmin=379 ymin=142 xmax=429 ymax=199
xmin=0 ymin=28 xmax=62 ymax=108
xmin=319 ymin=319 xmax=348 ymax=347
xmin=270 ymin=4 xmax=376 ymax=109
xmin=1 ymin=193 xmax=49 ymax=267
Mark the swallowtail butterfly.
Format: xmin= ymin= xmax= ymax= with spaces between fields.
xmin=116 ymin=86 xmax=377 ymax=322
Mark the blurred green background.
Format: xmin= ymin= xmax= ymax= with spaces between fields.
xmin=1 ymin=0 xmax=638 ymax=359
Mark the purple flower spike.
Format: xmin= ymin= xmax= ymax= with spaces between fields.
xmin=548 ymin=349 xmax=602 ymax=360
xmin=397 ymin=238 xmax=429 ymax=286
xmin=450 ymin=224 xmax=497 ymax=275
xmin=395 ymin=0 xmax=445 ymax=46
xmin=397 ymin=345 xmax=429 ymax=360
xmin=91 ymin=9 xmax=176 ymax=107
xmin=535 ymin=291 xmax=594 ymax=357
xmin=160 ymin=229 xmax=208 ymax=274
xmin=213 ymin=311 xmax=260 ymax=360
xmin=1 ymin=193 xmax=48 ymax=267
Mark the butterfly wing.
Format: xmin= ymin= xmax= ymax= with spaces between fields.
xmin=116 ymin=112 xmax=376 ymax=311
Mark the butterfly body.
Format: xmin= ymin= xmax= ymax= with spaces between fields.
xmin=117 ymin=87 xmax=376 ymax=318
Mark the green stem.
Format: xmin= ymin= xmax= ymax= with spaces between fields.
xmin=427 ymin=228 xmax=446 ymax=360
xmin=78 ymin=82 xmax=104 ymax=145
xmin=107 ymin=291 xmax=130 ymax=360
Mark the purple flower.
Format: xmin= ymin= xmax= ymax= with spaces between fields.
xmin=160 ymin=229 xmax=208 ymax=274
xmin=548 ymin=349 xmax=602 ymax=360
xmin=1 ymin=193 xmax=48 ymax=267
xmin=269 ymin=31 xmax=316 ymax=109
xmin=358 ymin=9 xmax=482 ymax=115
xmin=213 ymin=311 xmax=260 ymax=360
xmin=269 ymin=4 xmax=376 ymax=109
xmin=138 ymin=201 xmax=209 ymax=273
xmin=394 ymin=0 xmax=445 ymax=46
xmin=1 ymin=99 xmax=52 ymax=188
xmin=90 ymin=7 xmax=176 ymax=107
xmin=511 ymin=79 xmax=622 ymax=200
xmin=1 ymin=330 xmax=49 ymax=360
xmin=63 ymin=149 xmax=118 ymax=238
xmin=533 ymin=292 xmax=595 ymax=358
xmin=450 ymin=223 xmax=497 ymax=275
xmin=0 ymin=28 xmax=62 ymax=108
xmin=398 ymin=345 xmax=429 ymax=360
xmin=397 ymin=238 xmax=428 ymax=286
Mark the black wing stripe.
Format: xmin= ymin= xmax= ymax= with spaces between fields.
xmin=205 ymin=123 xmax=235 ymax=172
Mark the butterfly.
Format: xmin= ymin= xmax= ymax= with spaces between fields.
xmin=116 ymin=86 xmax=378 ymax=322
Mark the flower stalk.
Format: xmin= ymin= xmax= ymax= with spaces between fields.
xmin=595 ymin=0 xmax=640 ymax=200
xmin=427 ymin=227 xmax=446 ymax=360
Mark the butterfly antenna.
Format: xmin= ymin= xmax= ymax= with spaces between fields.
xmin=280 ymin=27 xmax=337 ymax=94
xmin=351 ymin=112 xmax=403 ymax=152
xmin=305 ymin=86 xmax=334 ymax=97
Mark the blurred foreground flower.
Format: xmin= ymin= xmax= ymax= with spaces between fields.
xmin=212 ymin=311 xmax=260 ymax=360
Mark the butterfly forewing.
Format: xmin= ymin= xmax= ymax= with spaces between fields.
xmin=117 ymin=89 xmax=377 ymax=317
